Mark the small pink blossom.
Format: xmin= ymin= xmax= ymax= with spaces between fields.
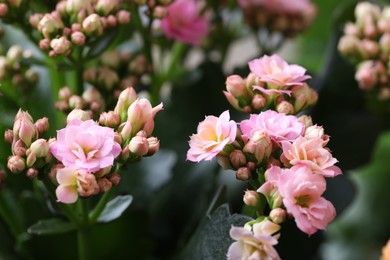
xmin=240 ymin=110 xmax=305 ymax=145
xmin=161 ymin=0 xmax=209 ymax=46
xmin=257 ymin=165 xmax=285 ymax=208
xmin=187 ymin=110 xmax=237 ymax=162
xmin=55 ymin=168 xmax=99 ymax=204
xmin=227 ymin=221 xmax=281 ymax=260
xmin=277 ymin=166 xmax=336 ymax=235
xmin=248 ymin=55 xmax=311 ymax=87
xmin=281 ymin=136 xmax=342 ymax=177
xmin=50 ymin=119 xmax=121 ymax=172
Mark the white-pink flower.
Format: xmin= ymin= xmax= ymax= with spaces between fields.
xmin=277 ymin=166 xmax=336 ymax=235
xmin=248 ymin=54 xmax=311 ymax=87
xmin=227 ymin=221 xmax=281 ymax=260
xmin=50 ymin=119 xmax=121 ymax=172
xmin=187 ymin=110 xmax=237 ymax=162
xmin=55 ymin=168 xmax=99 ymax=204
xmin=240 ymin=110 xmax=305 ymax=145
xmin=281 ymin=136 xmax=342 ymax=177
xmin=160 ymin=0 xmax=209 ymax=46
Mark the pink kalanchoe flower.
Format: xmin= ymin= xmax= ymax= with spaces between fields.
xmin=160 ymin=0 xmax=209 ymax=46
xmin=248 ymin=54 xmax=311 ymax=87
xmin=187 ymin=110 xmax=237 ymax=162
xmin=240 ymin=110 xmax=305 ymax=145
xmin=281 ymin=136 xmax=342 ymax=177
xmin=55 ymin=168 xmax=99 ymax=204
xmin=277 ymin=166 xmax=336 ymax=235
xmin=227 ymin=220 xmax=281 ymax=260
xmin=50 ymin=119 xmax=121 ymax=172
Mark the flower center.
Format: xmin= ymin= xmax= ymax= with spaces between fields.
xmin=295 ymin=195 xmax=311 ymax=207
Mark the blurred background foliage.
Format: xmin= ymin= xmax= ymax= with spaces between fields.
xmin=0 ymin=0 xmax=390 ymax=259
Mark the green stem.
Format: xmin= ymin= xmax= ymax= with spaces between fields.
xmin=89 ymin=189 xmax=114 ymax=224
xmin=74 ymin=47 xmax=84 ymax=95
xmin=77 ymin=199 xmax=91 ymax=260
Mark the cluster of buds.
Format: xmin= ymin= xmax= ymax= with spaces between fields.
xmin=5 ymin=110 xmax=50 ymax=179
xmin=224 ymin=54 xmax=318 ymax=114
xmin=0 ymin=45 xmax=38 ymax=94
xmin=238 ymin=0 xmax=316 ymax=38
xmin=187 ymin=108 xmax=342 ymax=259
xmin=338 ymin=2 xmax=390 ymax=100
xmin=29 ymin=0 xmax=131 ymax=57
xmin=83 ymin=50 xmax=152 ymax=103
xmin=112 ymin=87 xmax=163 ymax=163
xmin=55 ymin=86 xmax=106 ymax=118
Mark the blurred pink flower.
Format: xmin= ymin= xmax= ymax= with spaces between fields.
xmin=227 ymin=220 xmax=281 ymax=260
xmin=261 ymin=0 xmax=312 ymax=15
xmin=50 ymin=119 xmax=121 ymax=172
xmin=55 ymin=168 xmax=99 ymax=204
xmin=161 ymin=0 xmax=209 ymax=46
xmin=281 ymin=136 xmax=342 ymax=177
xmin=240 ymin=110 xmax=304 ymax=145
xmin=277 ymin=166 xmax=336 ymax=235
xmin=187 ymin=110 xmax=237 ymax=162
xmin=248 ymin=55 xmax=311 ymax=87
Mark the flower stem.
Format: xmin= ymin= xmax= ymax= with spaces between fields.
xmin=89 ymin=189 xmax=114 ymax=224
xmin=77 ymin=199 xmax=91 ymax=260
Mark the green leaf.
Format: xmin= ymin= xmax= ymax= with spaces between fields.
xmin=27 ymin=218 xmax=76 ymax=235
xmin=96 ymin=195 xmax=133 ymax=223
xmin=178 ymin=204 xmax=252 ymax=260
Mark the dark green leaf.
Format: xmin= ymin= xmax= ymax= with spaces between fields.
xmin=27 ymin=218 xmax=76 ymax=235
xmin=96 ymin=195 xmax=133 ymax=223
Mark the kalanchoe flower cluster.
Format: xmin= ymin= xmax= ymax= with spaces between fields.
xmin=29 ymin=0 xmax=131 ymax=57
xmin=338 ymin=2 xmax=390 ymax=100
xmin=187 ymin=109 xmax=341 ymax=258
xmin=0 ymin=45 xmax=38 ymax=95
xmin=224 ymin=54 xmax=318 ymax=114
xmin=5 ymin=110 xmax=50 ymax=178
xmin=83 ymin=50 xmax=152 ymax=101
xmin=238 ymin=0 xmax=316 ymax=39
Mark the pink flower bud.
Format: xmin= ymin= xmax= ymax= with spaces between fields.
xmin=12 ymin=140 xmax=26 ymax=157
xmin=71 ymin=31 xmax=86 ymax=46
xmin=229 ymin=150 xmax=247 ymax=169
xmin=361 ymin=39 xmax=379 ymax=58
xmin=98 ymin=178 xmax=112 ymax=192
xmin=7 ymin=155 xmax=25 ymax=173
xmin=243 ymin=190 xmax=259 ymax=207
xmin=50 ymin=36 xmax=72 ymax=55
xmin=95 ymin=166 xmax=112 ymax=178
xmin=153 ymin=6 xmax=167 ymax=19
xmin=68 ymin=95 xmax=85 ymax=109
xmin=269 ymin=208 xmax=286 ymax=224
xmin=120 ymin=121 xmax=132 ymax=142
xmin=146 ymin=137 xmax=160 ymax=155
xmin=58 ymin=86 xmax=72 ymax=100
xmin=13 ymin=110 xmax=36 ymax=147
xmin=0 ymin=3 xmax=8 ymax=17
xmin=109 ymin=172 xmax=121 ymax=186
xmin=127 ymin=99 xmax=163 ymax=135
xmin=116 ymin=10 xmax=131 ymax=24
xmin=243 ymin=130 xmax=272 ymax=164
xmin=29 ymin=13 xmax=44 ymax=28
xmin=26 ymin=152 xmax=36 ymax=168
xmin=26 ymin=168 xmax=38 ymax=180
xmin=35 ymin=117 xmax=49 ymax=134
xmin=355 ymin=60 xmax=377 ymax=90
xmin=236 ymin=167 xmax=251 ymax=181
xmin=99 ymin=111 xmax=121 ymax=128
xmin=223 ymin=91 xmax=243 ymax=112
xmin=66 ymin=0 xmax=90 ymax=14
xmin=29 ymin=138 xmax=49 ymax=158
xmin=226 ymin=75 xmax=249 ymax=98
xmin=305 ymin=125 xmax=329 ymax=146
xmin=97 ymin=67 xmax=119 ymax=90
xmin=38 ymin=12 xmax=64 ymax=39
xmin=121 ymin=144 xmax=130 ymax=161
xmin=129 ymin=135 xmax=149 ymax=156
xmin=251 ymin=94 xmax=267 ymax=111
xmin=276 ymin=101 xmax=294 ymax=114
xmin=67 ymin=109 xmax=91 ymax=123
xmin=96 ymin=0 xmax=119 ymax=15
xmin=114 ymin=87 xmax=138 ymax=121
xmin=337 ymin=35 xmax=363 ymax=57
xmin=6 ymin=46 xmax=22 ymax=64
xmin=4 ymin=129 xmax=13 ymax=144
xmin=344 ymin=22 xmax=360 ymax=36
xmin=82 ymin=14 xmax=103 ymax=36
xmin=77 ymin=171 xmax=99 ymax=197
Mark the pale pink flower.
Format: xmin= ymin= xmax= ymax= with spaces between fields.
xmin=227 ymin=220 xmax=281 ymax=260
xmin=160 ymin=0 xmax=209 ymax=46
xmin=277 ymin=166 xmax=336 ymax=235
xmin=248 ymin=55 xmax=311 ymax=87
xmin=50 ymin=119 xmax=121 ymax=172
xmin=240 ymin=110 xmax=305 ymax=145
xmin=55 ymin=168 xmax=99 ymax=204
xmin=281 ymin=136 xmax=342 ymax=177
xmin=257 ymin=165 xmax=285 ymax=209
xmin=187 ymin=110 xmax=237 ymax=162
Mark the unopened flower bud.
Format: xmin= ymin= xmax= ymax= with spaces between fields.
xmin=337 ymin=35 xmax=362 ymax=57
xmin=66 ymin=0 xmax=89 ymax=14
xmin=109 ymin=172 xmax=121 ymax=186
xmin=120 ymin=122 xmax=132 ymax=142
xmin=35 ymin=117 xmax=49 ymax=134
xmin=68 ymin=95 xmax=85 ymax=109
xmin=95 ymin=166 xmax=112 ymax=178
xmin=121 ymin=144 xmax=130 ymax=161
xmin=26 ymin=153 xmax=36 ymax=168
xmin=13 ymin=110 xmax=36 ymax=147
xmin=226 ymin=75 xmax=248 ymax=98
xmin=7 ymin=155 xmax=25 ymax=173
xmin=38 ymin=12 xmax=64 ymax=39
xmin=12 ymin=140 xmax=26 ymax=157
xmin=98 ymin=178 xmax=112 ymax=192
xmin=243 ymin=130 xmax=272 ymax=164
xmin=96 ymin=0 xmax=118 ymax=15
xmin=6 ymin=46 xmax=23 ymax=64
xmin=355 ymin=61 xmax=377 ymax=90
xmin=229 ymin=150 xmax=247 ymax=169
xmin=129 ymin=135 xmax=149 ymax=156
xmin=146 ymin=137 xmax=159 ymax=155
xmin=251 ymin=94 xmax=267 ymax=111
xmin=26 ymin=168 xmax=38 ymax=180
xmin=99 ymin=111 xmax=120 ymax=128
xmin=83 ymin=14 xmax=103 ymax=36
xmin=67 ymin=109 xmax=90 ymax=123
xmin=77 ymin=171 xmax=99 ymax=197
xmin=0 ymin=3 xmax=8 ymax=17
xmin=276 ymin=101 xmax=294 ymax=114
xmin=127 ymin=99 xmax=163 ymax=135
xmin=4 ymin=129 xmax=13 ymax=144
xmin=305 ymin=125 xmax=329 ymax=146
xmin=97 ymin=67 xmax=119 ymax=90
xmin=116 ymin=10 xmax=131 ymax=24
xmin=29 ymin=139 xmax=49 ymax=158
xmin=114 ymin=87 xmax=138 ymax=121
xmin=236 ymin=167 xmax=251 ymax=181
xmin=153 ymin=6 xmax=167 ymax=18
xmin=50 ymin=36 xmax=72 ymax=55
xmin=71 ymin=31 xmax=86 ymax=46
xmin=269 ymin=208 xmax=286 ymax=224
xmin=243 ymin=190 xmax=259 ymax=207
xmin=361 ymin=39 xmax=379 ymax=58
